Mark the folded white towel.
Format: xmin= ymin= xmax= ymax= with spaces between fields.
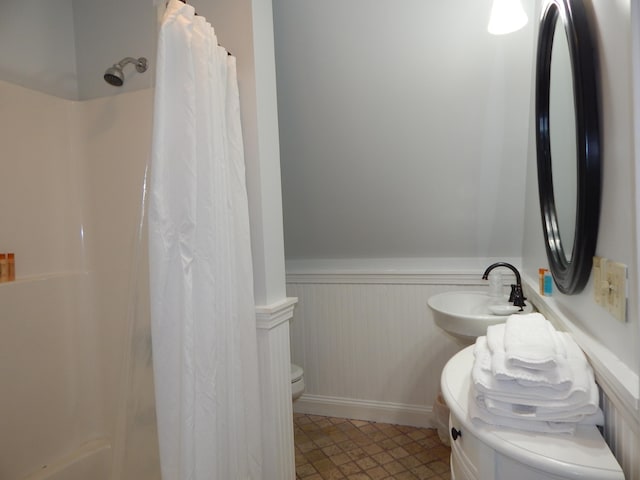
xmin=487 ymin=324 xmax=572 ymax=390
xmin=503 ymin=313 xmax=565 ymax=371
xmin=483 ymin=397 xmax=602 ymax=422
xmin=472 ymin=336 xmax=595 ymax=405
xmin=469 ymin=387 xmax=604 ymax=435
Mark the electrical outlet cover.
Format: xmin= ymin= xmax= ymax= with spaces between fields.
xmin=606 ymin=261 xmax=627 ymax=322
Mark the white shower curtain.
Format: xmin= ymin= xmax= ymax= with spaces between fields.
xmin=148 ymin=1 xmax=262 ymax=478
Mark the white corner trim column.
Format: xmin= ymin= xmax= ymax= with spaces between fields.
xmin=256 ymin=297 xmax=298 ymax=480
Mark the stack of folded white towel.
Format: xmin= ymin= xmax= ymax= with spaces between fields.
xmin=471 ymin=312 xmax=603 ymax=434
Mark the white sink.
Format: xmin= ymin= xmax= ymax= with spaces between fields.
xmin=427 ymin=291 xmax=533 ymax=342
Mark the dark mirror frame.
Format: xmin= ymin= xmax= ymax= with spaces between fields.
xmin=535 ymin=0 xmax=601 ymax=294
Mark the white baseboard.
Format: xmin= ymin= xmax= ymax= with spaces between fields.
xmin=293 ymin=394 xmax=436 ymax=429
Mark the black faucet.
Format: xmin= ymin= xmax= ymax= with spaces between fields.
xmin=482 ymin=262 xmax=527 ymax=311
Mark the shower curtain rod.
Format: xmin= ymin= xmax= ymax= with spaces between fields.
xmin=176 ymin=0 xmax=234 ymax=56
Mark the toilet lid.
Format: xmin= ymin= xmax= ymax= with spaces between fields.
xmin=291 ymin=364 xmax=304 ymax=383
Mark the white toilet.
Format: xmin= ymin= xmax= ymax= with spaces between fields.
xmin=291 ymin=363 xmax=305 ymax=401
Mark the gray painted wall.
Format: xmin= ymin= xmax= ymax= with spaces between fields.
xmin=0 ymin=0 xmax=78 ymax=99
xmin=273 ymin=0 xmax=535 ymax=260
xmin=273 ymin=0 xmax=638 ymax=378
xmin=523 ymin=0 xmax=639 ymax=376
xmin=0 ymin=0 xmax=155 ymax=100
xmin=72 ymin=0 xmax=156 ymax=100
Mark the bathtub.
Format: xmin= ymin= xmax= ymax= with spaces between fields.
xmin=22 ymin=440 xmax=111 ymax=480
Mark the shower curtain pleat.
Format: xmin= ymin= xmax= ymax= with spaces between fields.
xmin=148 ymin=1 xmax=263 ymax=479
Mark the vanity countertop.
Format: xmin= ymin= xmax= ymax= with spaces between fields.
xmin=441 ymin=346 xmax=624 ymax=480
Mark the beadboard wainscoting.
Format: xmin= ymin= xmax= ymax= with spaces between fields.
xmin=602 ymin=392 xmax=640 ymax=480
xmin=286 ymin=265 xmax=499 ymax=428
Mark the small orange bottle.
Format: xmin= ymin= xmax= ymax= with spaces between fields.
xmin=0 ymin=254 xmax=7 ymax=282
xmin=538 ymin=268 xmax=548 ymax=295
xmin=7 ymin=253 xmax=15 ymax=281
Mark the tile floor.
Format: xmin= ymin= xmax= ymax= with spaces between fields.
xmin=294 ymin=413 xmax=451 ymax=480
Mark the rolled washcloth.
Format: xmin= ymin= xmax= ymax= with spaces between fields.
xmin=486 ymin=323 xmax=572 ymax=390
xmin=472 ymin=336 xmax=596 ymax=405
xmin=503 ymin=313 xmax=565 ymax=371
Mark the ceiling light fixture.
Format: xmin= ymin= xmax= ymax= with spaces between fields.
xmin=488 ymin=0 xmax=528 ymax=35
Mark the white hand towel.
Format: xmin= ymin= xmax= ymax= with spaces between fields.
xmin=472 ymin=336 xmax=594 ymax=405
xmin=504 ymin=313 xmax=565 ymax=371
xmin=487 ymin=324 xmax=572 ymax=390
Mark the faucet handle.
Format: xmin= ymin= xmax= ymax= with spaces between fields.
xmin=509 ymin=284 xmax=527 ymax=311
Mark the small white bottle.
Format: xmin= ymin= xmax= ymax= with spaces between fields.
xmin=488 ymin=271 xmax=503 ymax=298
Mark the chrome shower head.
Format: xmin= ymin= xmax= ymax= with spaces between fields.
xmin=104 ymin=66 xmax=124 ymax=86
xmin=104 ymin=57 xmax=148 ymax=86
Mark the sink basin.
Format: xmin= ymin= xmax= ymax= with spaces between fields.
xmin=427 ymin=291 xmax=533 ymax=342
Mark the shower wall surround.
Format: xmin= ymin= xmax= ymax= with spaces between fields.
xmin=0 ymin=80 xmax=88 ymax=479
xmin=0 ymin=79 xmax=156 ymax=480
xmin=0 ymin=82 xmax=83 ymax=275
xmin=1 ymin=0 xmax=293 ymax=478
xmin=0 ymin=5 xmax=158 ymax=477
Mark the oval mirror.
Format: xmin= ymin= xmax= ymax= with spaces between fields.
xmin=535 ymin=0 xmax=601 ymax=294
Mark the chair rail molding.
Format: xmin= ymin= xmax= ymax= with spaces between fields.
xmin=255 ymin=296 xmax=298 ymax=330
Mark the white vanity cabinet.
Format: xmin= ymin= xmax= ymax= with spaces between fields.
xmin=441 ymin=347 xmax=625 ymax=480
xmin=449 ymin=412 xmax=494 ymax=480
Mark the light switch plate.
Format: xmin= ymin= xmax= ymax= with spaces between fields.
xmin=606 ymin=261 xmax=627 ymax=322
